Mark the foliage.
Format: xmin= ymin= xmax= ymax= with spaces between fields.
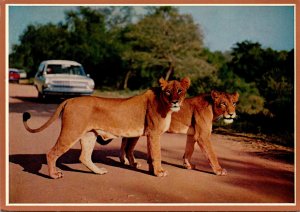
xmin=10 ymin=7 xmax=136 ymax=88
xmin=121 ymin=6 xmax=215 ymax=89
xmin=224 ymin=41 xmax=294 ymax=145
xmin=10 ymin=23 xmax=69 ymax=77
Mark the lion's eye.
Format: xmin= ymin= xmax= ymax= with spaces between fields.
xmin=178 ymin=89 xmax=182 ymax=94
xmin=233 ymin=102 xmax=237 ymax=107
xmin=220 ymin=102 xmax=226 ymax=107
xmin=165 ymin=90 xmax=171 ymax=96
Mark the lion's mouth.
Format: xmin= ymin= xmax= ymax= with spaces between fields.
xmin=171 ymin=107 xmax=180 ymax=112
xmin=223 ymin=113 xmax=236 ymax=124
xmin=216 ymin=115 xmax=235 ymax=124
xmin=170 ymin=102 xmax=180 ymax=112
xmin=223 ymin=118 xmax=234 ymax=124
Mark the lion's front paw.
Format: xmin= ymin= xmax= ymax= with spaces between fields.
xmin=120 ymin=157 xmax=130 ymax=165
xmin=132 ymin=162 xmax=142 ymax=169
xmin=215 ymin=168 xmax=227 ymax=176
xmin=183 ymin=162 xmax=195 ymax=170
xmin=50 ymin=170 xmax=63 ymax=179
xmin=154 ymin=168 xmax=168 ymax=177
xmin=95 ymin=167 xmax=108 ymax=175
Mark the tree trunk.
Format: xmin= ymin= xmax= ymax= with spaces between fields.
xmin=123 ymin=70 xmax=131 ymax=90
xmin=165 ymin=65 xmax=174 ymax=81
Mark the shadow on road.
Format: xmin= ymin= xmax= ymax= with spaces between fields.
xmin=248 ymin=149 xmax=294 ymax=164
xmin=10 ymin=95 xmax=66 ymax=104
xmin=9 ymin=148 xmax=150 ymax=179
xmin=9 ymin=148 xmax=223 ymax=179
xmin=9 ymin=101 xmax=58 ymax=115
xmin=9 ymin=153 xmax=52 ymax=179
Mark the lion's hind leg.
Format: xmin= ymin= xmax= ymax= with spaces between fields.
xmin=183 ymin=135 xmax=196 ymax=170
xmin=47 ymin=130 xmax=83 ymax=179
xmin=120 ymin=138 xmax=130 ymax=165
xmin=47 ymin=145 xmax=65 ymax=179
xmin=79 ymin=132 xmax=108 ymax=175
xmin=121 ymin=137 xmax=141 ymax=168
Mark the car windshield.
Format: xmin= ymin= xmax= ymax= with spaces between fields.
xmin=46 ymin=64 xmax=86 ymax=76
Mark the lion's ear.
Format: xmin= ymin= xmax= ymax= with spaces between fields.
xmin=180 ymin=77 xmax=190 ymax=89
xmin=159 ymin=77 xmax=168 ymax=89
xmin=233 ymin=91 xmax=239 ymax=100
xmin=211 ymin=90 xmax=220 ymax=101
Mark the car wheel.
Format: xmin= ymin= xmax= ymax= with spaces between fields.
xmin=37 ymin=92 xmax=46 ymax=102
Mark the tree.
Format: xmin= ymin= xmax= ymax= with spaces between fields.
xmin=64 ymin=7 xmax=110 ymax=85
xmin=98 ymin=7 xmax=138 ymax=89
xmin=122 ymin=6 xmax=212 ymax=87
xmin=229 ymin=41 xmax=265 ymax=82
xmin=10 ymin=23 xmax=69 ymax=76
xmin=227 ymin=40 xmax=294 ymax=135
xmin=64 ymin=7 xmax=137 ymax=88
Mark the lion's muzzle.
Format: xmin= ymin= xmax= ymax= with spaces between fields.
xmin=223 ymin=112 xmax=236 ymax=124
xmin=170 ymin=100 xmax=181 ymax=112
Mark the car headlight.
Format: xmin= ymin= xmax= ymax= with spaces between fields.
xmin=88 ymin=80 xmax=95 ymax=89
xmin=44 ymin=79 xmax=52 ymax=88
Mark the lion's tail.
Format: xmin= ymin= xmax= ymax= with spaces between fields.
xmin=23 ymin=100 xmax=69 ymax=133
xmin=96 ymin=136 xmax=113 ymax=145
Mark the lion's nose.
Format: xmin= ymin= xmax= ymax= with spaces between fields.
xmin=228 ymin=112 xmax=234 ymax=117
xmin=172 ymin=100 xmax=179 ymax=104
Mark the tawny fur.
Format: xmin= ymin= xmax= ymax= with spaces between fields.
xmin=120 ymin=90 xmax=239 ymax=176
xmin=23 ymin=77 xmax=190 ymax=179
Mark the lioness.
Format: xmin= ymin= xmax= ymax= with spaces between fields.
xmin=119 ymin=90 xmax=239 ymax=176
xmin=23 ymin=77 xmax=190 ymax=179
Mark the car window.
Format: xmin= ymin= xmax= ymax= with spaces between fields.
xmin=46 ymin=64 xmax=86 ymax=76
xmin=38 ymin=63 xmax=45 ymax=72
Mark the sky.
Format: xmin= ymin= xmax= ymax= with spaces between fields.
xmin=8 ymin=5 xmax=295 ymax=53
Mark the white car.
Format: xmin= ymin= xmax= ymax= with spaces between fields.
xmin=34 ymin=60 xmax=95 ymax=99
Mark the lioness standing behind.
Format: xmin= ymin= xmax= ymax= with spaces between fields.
xmin=23 ymin=77 xmax=190 ymax=179
xmin=120 ymin=90 xmax=239 ymax=176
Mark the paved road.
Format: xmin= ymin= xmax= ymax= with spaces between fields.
xmin=8 ymin=83 xmax=294 ymax=207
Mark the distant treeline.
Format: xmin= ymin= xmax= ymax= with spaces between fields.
xmin=9 ymin=6 xmax=294 ymax=145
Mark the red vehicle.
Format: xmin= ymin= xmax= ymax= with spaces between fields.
xmin=9 ymin=69 xmax=20 ymax=83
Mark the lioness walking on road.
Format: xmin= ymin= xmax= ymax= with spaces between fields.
xmin=23 ymin=77 xmax=190 ymax=179
xmin=119 ymin=90 xmax=239 ymax=176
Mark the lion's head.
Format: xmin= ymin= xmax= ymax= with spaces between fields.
xmin=159 ymin=77 xmax=190 ymax=112
xmin=211 ymin=90 xmax=239 ymax=124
